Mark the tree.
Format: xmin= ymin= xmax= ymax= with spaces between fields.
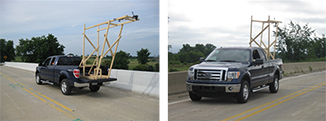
xmin=16 ymin=34 xmax=65 ymax=63
xmin=137 ymin=48 xmax=150 ymax=64
xmin=5 ymin=40 xmax=15 ymax=61
xmin=0 ymin=39 xmax=5 ymax=62
xmin=0 ymin=39 xmax=15 ymax=62
xmin=276 ymin=21 xmax=324 ymax=62
xmin=112 ymin=50 xmax=131 ymax=69
xmin=168 ymin=45 xmax=172 ymax=52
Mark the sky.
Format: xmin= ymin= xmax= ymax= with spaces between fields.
xmin=168 ymin=0 xmax=326 ymax=53
xmin=0 ymin=0 xmax=159 ymax=56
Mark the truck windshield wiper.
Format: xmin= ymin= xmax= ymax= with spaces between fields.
xmin=205 ymin=60 xmax=216 ymax=62
xmin=220 ymin=60 xmax=237 ymax=62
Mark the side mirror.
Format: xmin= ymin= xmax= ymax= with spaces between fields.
xmin=199 ymin=57 xmax=205 ymax=62
xmin=252 ymin=59 xmax=263 ymax=65
xmin=38 ymin=63 xmax=43 ymax=66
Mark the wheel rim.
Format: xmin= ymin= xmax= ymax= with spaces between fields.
xmin=274 ymin=78 xmax=279 ymax=90
xmin=243 ymin=84 xmax=249 ymax=100
xmin=61 ymin=82 xmax=67 ymax=93
xmin=36 ymin=75 xmax=40 ymax=83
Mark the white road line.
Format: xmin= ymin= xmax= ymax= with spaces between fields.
xmin=168 ymin=71 xmax=326 ymax=105
xmin=168 ymin=99 xmax=191 ymax=105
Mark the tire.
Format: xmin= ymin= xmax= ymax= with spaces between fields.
xmin=236 ymin=81 xmax=250 ymax=103
xmin=269 ymin=75 xmax=279 ymax=93
xmin=35 ymin=73 xmax=42 ymax=85
xmin=89 ymin=85 xmax=100 ymax=92
xmin=189 ymin=92 xmax=202 ymax=101
xmin=61 ymin=79 xmax=72 ymax=95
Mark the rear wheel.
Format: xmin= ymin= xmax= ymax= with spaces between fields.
xmin=189 ymin=92 xmax=202 ymax=101
xmin=89 ymin=85 xmax=100 ymax=92
xmin=35 ymin=73 xmax=42 ymax=85
xmin=269 ymin=75 xmax=279 ymax=93
xmin=61 ymin=79 xmax=72 ymax=95
xmin=236 ymin=81 xmax=249 ymax=103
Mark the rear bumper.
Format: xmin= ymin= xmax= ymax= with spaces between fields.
xmin=73 ymin=77 xmax=117 ymax=87
xmin=74 ymin=81 xmax=112 ymax=87
xmin=186 ymin=82 xmax=241 ymax=93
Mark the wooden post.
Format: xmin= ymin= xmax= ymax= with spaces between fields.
xmin=250 ymin=16 xmax=253 ymax=47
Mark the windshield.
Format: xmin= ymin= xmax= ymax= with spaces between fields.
xmin=57 ymin=57 xmax=81 ymax=65
xmin=205 ymin=49 xmax=250 ymax=62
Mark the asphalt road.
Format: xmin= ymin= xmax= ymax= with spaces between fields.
xmin=169 ymin=71 xmax=326 ymax=121
xmin=0 ymin=66 xmax=159 ymax=121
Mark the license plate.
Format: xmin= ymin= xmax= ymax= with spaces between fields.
xmin=91 ymin=83 xmax=97 ymax=85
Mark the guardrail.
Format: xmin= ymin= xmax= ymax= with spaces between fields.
xmin=4 ymin=62 xmax=159 ymax=97
xmin=168 ymin=61 xmax=326 ymax=95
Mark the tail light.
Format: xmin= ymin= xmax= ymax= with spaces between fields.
xmin=73 ymin=69 xmax=80 ymax=78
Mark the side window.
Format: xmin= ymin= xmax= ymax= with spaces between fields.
xmin=50 ymin=57 xmax=56 ymax=66
xmin=258 ymin=49 xmax=267 ymax=61
xmin=42 ymin=58 xmax=51 ymax=66
xmin=252 ymin=50 xmax=261 ymax=61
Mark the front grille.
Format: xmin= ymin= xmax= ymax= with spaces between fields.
xmin=194 ymin=69 xmax=226 ymax=81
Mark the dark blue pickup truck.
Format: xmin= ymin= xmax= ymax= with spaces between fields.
xmin=186 ymin=47 xmax=283 ymax=103
xmin=35 ymin=55 xmax=117 ymax=95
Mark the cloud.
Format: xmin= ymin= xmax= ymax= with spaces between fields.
xmin=0 ymin=0 xmax=159 ymax=56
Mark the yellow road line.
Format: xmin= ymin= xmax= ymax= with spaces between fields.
xmin=0 ymin=73 xmax=78 ymax=120
xmin=222 ymin=82 xmax=326 ymax=121
xmin=4 ymin=74 xmax=74 ymax=112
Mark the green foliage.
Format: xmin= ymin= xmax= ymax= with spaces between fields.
xmin=137 ymin=48 xmax=151 ymax=64
xmin=101 ymin=50 xmax=131 ymax=69
xmin=169 ymin=68 xmax=178 ymax=72
xmin=113 ymin=50 xmax=131 ymax=69
xmin=133 ymin=64 xmax=154 ymax=71
xmin=155 ymin=63 xmax=159 ymax=72
xmin=0 ymin=39 xmax=15 ymax=62
xmin=309 ymin=66 xmax=313 ymax=72
xmin=276 ymin=21 xmax=326 ymax=62
xmin=15 ymin=34 xmax=65 ymax=63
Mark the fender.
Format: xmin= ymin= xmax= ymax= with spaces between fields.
xmin=55 ymin=71 xmax=70 ymax=84
xmin=239 ymin=70 xmax=252 ymax=84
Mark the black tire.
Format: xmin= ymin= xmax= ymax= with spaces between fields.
xmin=269 ymin=75 xmax=279 ymax=93
xmin=236 ymin=81 xmax=250 ymax=103
xmin=89 ymin=85 xmax=100 ymax=92
xmin=35 ymin=73 xmax=43 ymax=85
xmin=189 ymin=92 xmax=202 ymax=101
xmin=61 ymin=79 xmax=72 ymax=95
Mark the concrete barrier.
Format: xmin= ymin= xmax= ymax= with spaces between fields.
xmin=168 ymin=61 xmax=326 ymax=95
xmin=4 ymin=62 xmax=159 ymax=97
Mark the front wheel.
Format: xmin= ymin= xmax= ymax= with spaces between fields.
xmin=236 ymin=81 xmax=250 ymax=103
xmin=61 ymin=79 xmax=72 ymax=95
xmin=35 ymin=73 xmax=42 ymax=85
xmin=189 ymin=92 xmax=202 ymax=101
xmin=269 ymin=75 xmax=279 ymax=93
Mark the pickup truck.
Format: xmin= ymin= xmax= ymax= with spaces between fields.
xmin=186 ymin=47 xmax=283 ymax=103
xmin=35 ymin=55 xmax=117 ymax=95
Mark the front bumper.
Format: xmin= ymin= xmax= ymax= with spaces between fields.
xmin=186 ymin=82 xmax=241 ymax=93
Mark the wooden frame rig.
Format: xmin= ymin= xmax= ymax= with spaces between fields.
xmin=79 ymin=13 xmax=139 ymax=80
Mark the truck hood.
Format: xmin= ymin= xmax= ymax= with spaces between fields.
xmin=192 ymin=62 xmax=250 ymax=70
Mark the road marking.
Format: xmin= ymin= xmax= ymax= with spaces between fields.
xmin=222 ymin=81 xmax=326 ymax=121
xmin=168 ymin=98 xmax=191 ymax=105
xmin=0 ymin=72 xmax=79 ymax=120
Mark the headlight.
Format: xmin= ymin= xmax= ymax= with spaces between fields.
xmin=188 ymin=67 xmax=194 ymax=78
xmin=227 ymin=71 xmax=240 ymax=81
